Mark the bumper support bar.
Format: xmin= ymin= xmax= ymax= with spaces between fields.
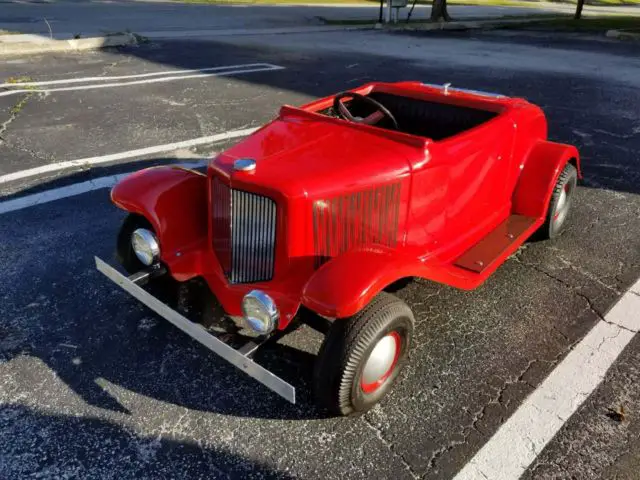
xmin=95 ymin=257 xmax=296 ymax=404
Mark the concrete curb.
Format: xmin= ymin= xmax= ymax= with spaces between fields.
xmin=382 ymin=16 xmax=565 ymax=32
xmin=0 ymin=33 xmax=138 ymax=56
xmin=137 ymin=25 xmax=371 ymax=39
xmin=606 ymin=29 xmax=640 ymax=40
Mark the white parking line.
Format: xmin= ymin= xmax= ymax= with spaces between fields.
xmin=0 ymin=63 xmax=279 ymax=88
xmin=0 ymin=64 xmax=284 ymax=97
xmin=0 ymin=127 xmax=258 ymax=185
xmin=0 ymin=161 xmax=206 ymax=215
xmin=454 ymin=281 xmax=640 ymax=480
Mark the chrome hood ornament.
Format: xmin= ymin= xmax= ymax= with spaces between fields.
xmin=233 ymin=158 xmax=256 ymax=172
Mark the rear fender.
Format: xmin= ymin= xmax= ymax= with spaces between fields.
xmin=301 ymin=247 xmax=424 ymax=319
xmin=111 ymin=166 xmax=208 ymax=262
xmin=512 ymin=140 xmax=581 ymax=219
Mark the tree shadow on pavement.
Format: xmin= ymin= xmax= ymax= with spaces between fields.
xmin=95 ymin=36 xmax=640 ymax=197
xmin=0 ymin=404 xmax=294 ymax=479
xmin=3 ymin=28 xmax=640 ymax=426
xmin=0 ymin=156 xmax=209 ymax=203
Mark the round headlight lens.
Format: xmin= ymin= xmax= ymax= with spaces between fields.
xmin=241 ymin=290 xmax=279 ymax=335
xmin=131 ymin=228 xmax=160 ymax=266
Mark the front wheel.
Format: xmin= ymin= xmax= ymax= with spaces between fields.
xmin=313 ymin=292 xmax=414 ymax=416
xmin=115 ymin=213 xmax=180 ymax=305
xmin=116 ymin=213 xmax=155 ymax=274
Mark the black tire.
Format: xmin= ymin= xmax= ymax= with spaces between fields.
xmin=538 ymin=162 xmax=578 ymax=240
xmin=116 ymin=213 xmax=180 ymax=306
xmin=313 ymin=292 xmax=414 ymax=416
xmin=116 ymin=213 xmax=153 ymax=274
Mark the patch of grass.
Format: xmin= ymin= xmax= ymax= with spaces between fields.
xmin=449 ymin=0 xmax=549 ymax=6
xmin=10 ymin=92 xmax=34 ymax=116
xmin=172 ymin=0 xmax=640 ymax=5
xmin=174 ymin=0 xmax=458 ymax=4
xmin=0 ymin=29 xmax=21 ymax=36
xmin=5 ymin=76 xmax=34 ymax=85
xmin=325 ymin=12 xmax=640 ymax=31
xmin=322 ymin=12 xmax=560 ymax=25
xmin=507 ymin=15 xmax=640 ymax=31
xmin=450 ymin=0 xmax=640 ymax=4
xmin=589 ymin=0 xmax=640 ymax=4
xmin=175 ymin=0 xmax=367 ymax=3
xmin=3 ymin=77 xmax=37 ymax=119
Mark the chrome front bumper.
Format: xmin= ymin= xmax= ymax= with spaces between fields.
xmin=94 ymin=257 xmax=296 ymax=404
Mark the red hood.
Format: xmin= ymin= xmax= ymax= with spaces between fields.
xmin=209 ymin=108 xmax=422 ymax=199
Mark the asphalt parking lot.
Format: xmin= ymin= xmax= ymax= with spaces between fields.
xmin=1 ymin=27 xmax=640 ymax=479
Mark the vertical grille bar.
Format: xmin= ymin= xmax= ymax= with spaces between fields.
xmin=211 ymin=178 xmax=277 ymax=284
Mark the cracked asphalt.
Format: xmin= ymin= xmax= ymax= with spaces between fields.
xmin=1 ymin=28 xmax=640 ymax=479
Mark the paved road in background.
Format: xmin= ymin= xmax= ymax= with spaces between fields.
xmin=1 ymin=26 xmax=640 ymax=479
xmin=0 ymin=1 xmax=523 ymax=38
xmin=2 ymin=0 xmax=640 ymax=39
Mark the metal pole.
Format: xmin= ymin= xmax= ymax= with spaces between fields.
xmin=406 ymin=0 xmax=418 ymax=23
xmin=386 ymin=0 xmax=392 ymax=23
xmin=379 ymin=0 xmax=384 ymax=23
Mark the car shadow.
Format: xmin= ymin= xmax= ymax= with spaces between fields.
xmin=0 ymin=404 xmax=295 ymax=479
xmin=1 ymin=173 xmax=331 ymax=420
xmin=1 ymin=274 xmax=327 ymax=421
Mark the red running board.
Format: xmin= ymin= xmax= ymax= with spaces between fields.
xmin=454 ymin=214 xmax=538 ymax=274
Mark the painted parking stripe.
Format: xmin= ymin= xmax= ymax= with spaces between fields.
xmin=0 ymin=64 xmax=284 ymax=97
xmin=0 ymin=63 xmax=280 ymax=88
xmin=0 ymin=161 xmax=206 ymax=215
xmin=0 ymin=127 xmax=258 ymax=185
xmin=454 ymin=280 xmax=640 ymax=480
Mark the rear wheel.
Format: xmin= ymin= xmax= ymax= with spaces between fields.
xmin=539 ymin=163 xmax=578 ymax=240
xmin=313 ymin=292 xmax=414 ymax=416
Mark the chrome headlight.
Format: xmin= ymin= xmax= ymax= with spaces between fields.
xmin=131 ymin=228 xmax=160 ymax=266
xmin=242 ymin=290 xmax=279 ymax=335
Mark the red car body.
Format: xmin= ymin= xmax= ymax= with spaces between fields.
xmin=111 ymin=81 xmax=581 ymax=331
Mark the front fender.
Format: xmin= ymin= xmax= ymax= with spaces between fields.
xmin=111 ymin=166 xmax=208 ymax=263
xmin=301 ymin=247 xmax=424 ymax=318
xmin=512 ymin=140 xmax=581 ymax=219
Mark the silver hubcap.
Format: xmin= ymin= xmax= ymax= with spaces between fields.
xmin=362 ymin=334 xmax=399 ymax=386
xmin=554 ymin=184 xmax=571 ymax=227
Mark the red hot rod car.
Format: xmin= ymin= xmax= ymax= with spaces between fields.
xmin=96 ymin=81 xmax=581 ymax=416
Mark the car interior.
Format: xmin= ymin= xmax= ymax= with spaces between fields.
xmin=321 ymin=90 xmax=499 ymax=141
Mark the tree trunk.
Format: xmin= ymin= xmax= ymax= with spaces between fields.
xmin=574 ymin=0 xmax=585 ymax=19
xmin=431 ymin=0 xmax=451 ymax=22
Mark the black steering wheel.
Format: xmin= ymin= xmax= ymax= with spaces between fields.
xmin=333 ymin=91 xmax=399 ymax=130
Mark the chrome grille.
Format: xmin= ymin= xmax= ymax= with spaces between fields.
xmin=211 ymin=178 xmax=277 ymax=284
